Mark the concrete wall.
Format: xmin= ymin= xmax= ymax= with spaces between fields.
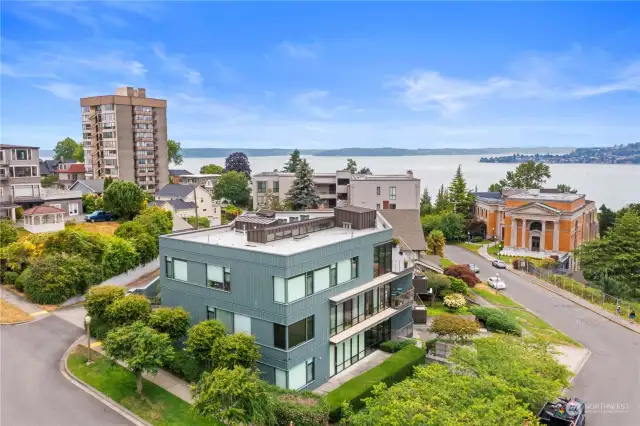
xmin=348 ymin=179 xmax=420 ymax=210
xmin=159 ymin=225 xmax=412 ymax=389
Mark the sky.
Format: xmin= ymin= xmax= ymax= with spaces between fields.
xmin=1 ymin=1 xmax=639 ymax=150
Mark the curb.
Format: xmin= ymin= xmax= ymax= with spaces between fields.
xmin=570 ymin=348 xmax=591 ymax=381
xmin=60 ymin=337 xmax=153 ymax=426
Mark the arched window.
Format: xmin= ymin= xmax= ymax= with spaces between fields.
xmin=529 ymin=221 xmax=542 ymax=231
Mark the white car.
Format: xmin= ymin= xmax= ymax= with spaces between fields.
xmin=468 ymin=263 xmax=480 ymax=273
xmin=487 ymin=277 xmax=506 ymax=290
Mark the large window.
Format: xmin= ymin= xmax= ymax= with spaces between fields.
xmin=373 ymin=242 xmax=392 ymax=277
xmin=275 ymin=358 xmax=315 ymax=390
xmin=257 ymin=181 xmax=267 ymax=193
xmin=273 ymin=181 xmax=279 ymax=192
xmin=165 ymin=257 xmax=188 ymax=281
xmin=206 ymin=307 xmax=251 ymax=334
xmin=274 ymin=257 xmax=357 ymax=303
xmin=207 ymin=264 xmax=231 ymax=292
xmin=273 ymin=316 xmax=314 ymax=350
xmin=329 ymin=321 xmax=390 ymax=377
xmin=330 ymin=284 xmax=391 ymax=336
xmin=389 ymin=186 xmax=396 ymax=200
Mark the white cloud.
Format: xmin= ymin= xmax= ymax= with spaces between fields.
xmin=278 ymin=41 xmax=318 ymax=59
xmin=572 ymin=60 xmax=640 ymax=97
xmin=153 ymin=44 xmax=203 ymax=85
xmin=292 ymin=90 xmax=352 ymax=119
xmin=33 ymin=82 xmax=88 ymax=100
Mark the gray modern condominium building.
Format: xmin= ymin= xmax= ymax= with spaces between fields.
xmin=159 ymin=206 xmax=415 ymax=390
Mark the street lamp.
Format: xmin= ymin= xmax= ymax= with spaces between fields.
xmin=84 ymin=315 xmax=92 ymax=364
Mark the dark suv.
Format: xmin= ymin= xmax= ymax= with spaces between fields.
xmin=85 ymin=210 xmax=115 ymax=223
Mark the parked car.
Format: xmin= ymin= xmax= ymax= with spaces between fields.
xmin=487 ymin=276 xmax=506 ymax=290
xmin=468 ymin=263 xmax=480 ymax=273
xmin=538 ymin=397 xmax=586 ymax=426
xmin=492 ymin=259 xmax=507 ymax=269
xmin=85 ymin=210 xmax=115 ymax=222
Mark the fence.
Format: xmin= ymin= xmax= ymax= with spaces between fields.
xmin=519 ymin=262 xmax=639 ymax=324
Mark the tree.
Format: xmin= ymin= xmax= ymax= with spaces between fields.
xmin=346 ymin=158 xmax=357 ymax=174
xmin=104 ymin=176 xmax=114 ymax=191
xmin=131 ymin=234 xmax=159 ymax=265
xmin=556 ymin=184 xmax=578 ymax=193
xmin=448 ymin=165 xmax=473 ymax=216
xmin=54 ymin=137 xmax=78 ymax=160
xmin=114 ymin=221 xmax=146 ymax=240
xmin=466 ymin=218 xmax=487 ymax=238
xmin=187 ymin=216 xmax=211 ymax=228
xmin=444 ymin=264 xmax=481 ymax=287
xmin=577 ymin=211 xmax=640 ymax=298
xmin=200 ymin=164 xmax=224 ymax=174
xmin=210 ymin=333 xmax=261 ymax=370
xmin=489 ymin=160 xmax=551 ymax=191
xmin=440 ymin=212 xmax=466 ymax=241
xmin=0 ymin=221 xmax=18 ymax=247
xmin=186 ymin=320 xmax=226 ymax=366
xmin=192 ymin=367 xmax=275 ymax=426
xmin=104 ymin=181 xmax=145 ymax=220
xmin=358 ymin=167 xmax=372 ymax=174
xmin=102 ymin=236 xmax=140 ymax=277
xmin=82 ymin=193 xmax=104 ymax=213
xmin=168 ymin=139 xmax=183 ymax=165
xmin=285 ymin=159 xmax=319 ymax=210
xmin=282 ymin=149 xmax=302 ymax=173
xmin=420 ymin=187 xmax=432 ymax=216
xmin=103 ymin=321 xmax=174 ymax=395
xmin=224 ymin=152 xmax=251 ymax=180
xmin=105 ymin=295 xmax=151 ymax=327
xmin=598 ymin=204 xmax=616 ymax=236
xmin=214 ymin=170 xmax=250 ymax=205
xmin=426 ymin=230 xmax=445 ymax=257
xmin=85 ymin=285 xmax=126 ymax=321
xmin=73 ymin=143 xmax=84 ymax=163
xmin=264 ymin=189 xmax=285 ymax=211
xmin=148 ymin=307 xmax=191 ymax=341
xmin=434 ymin=184 xmax=451 ymax=213
xmin=40 ymin=174 xmax=59 ymax=188
xmin=429 ymin=315 xmax=478 ymax=342
xmin=42 ymin=227 xmax=107 ymax=263
xmin=134 ymin=206 xmax=173 ymax=238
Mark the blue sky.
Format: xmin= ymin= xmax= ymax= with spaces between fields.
xmin=2 ymin=1 xmax=639 ymax=150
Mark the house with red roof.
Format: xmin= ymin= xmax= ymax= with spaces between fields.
xmin=56 ymin=163 xmax=86 ymax=190
xmin=22 ymin=205 xmax=66 ymax=233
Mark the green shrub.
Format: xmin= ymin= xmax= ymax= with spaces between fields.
xmin=211 ymin=333 xmax=261 ymax=370
xmin=449 ymin=277 xmax=469 ymax=295
xmin=186 ymin=319 xmax=226 ymax=366
xmin=104 ymin=295 xmax=151 ymax=327
xmin=43 ymin=228 xmax=107 ymax=263
xmin=114 ymin=221 xmax=146 ymax=240
xmin=85 ymin=285 xmax=126 ymax=321
xmin=379 ymin=339 xmax=416 ymax=353
xmin=102 ymin=237 xmax=140 ymax=278
xmin=444 ymin=264 xmax=481 ymax=287
xmin=186 ymin=216 xmax=211 ymax=229
xmin=164 ymin=348 xmax=205 ymax=383
xmin=424 ymin=272 xmax=451 ymax=296
xmin=469 ymin=306 xmax=493 ymax=322
xmin=14 ymin=270 xmax=27 ymax=292
xmin=148 ymin=307 xmax=191 ymax=341
xmin=327 ymin=345 xmax=425 ymax=422
xmin=15 ymin=207 xmax=23 ymax=220
xmin=270 ymin=385 xmax=330 ymax=426
xmin=0 ymin=221 xmax=18 ymax=247
xmin=131 ymin=234 xmax=158 ymax=265
xmin=3 ymin=270 xmax=19 ymax=285
xmin=443 ymin=293 xmax=466 ymax=311
xmin=471 ymin=235 xmax=484 ymax=243
xmin=470 ymin=307 xmax=521 ymax=336
xmin=429 ymin=315 xmax=479 ymax=342
xmin=134 ymin=206 xmax=172 ymax=238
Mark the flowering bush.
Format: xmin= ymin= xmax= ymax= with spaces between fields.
xmin=443 ymin=293 xmax=466 ymax=311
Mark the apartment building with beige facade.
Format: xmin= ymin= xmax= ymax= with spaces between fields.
xmin=253 ymin=169 xmax=420 ymax=211
xmin=80 ymin=87 xmax=169 ymax=192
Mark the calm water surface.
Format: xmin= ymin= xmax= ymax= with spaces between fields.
xmin=182 ymin=154 xmax=639 ymax=210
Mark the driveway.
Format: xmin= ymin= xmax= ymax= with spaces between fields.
xmin=446 ymin=245 xmax=640 ymax=426
xmin=0 ymin=316 xmax=132 ymax=426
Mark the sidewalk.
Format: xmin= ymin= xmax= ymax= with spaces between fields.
xmin=477 ymin=243 xmax=640 ymax=335
xmin=89 ymin=340 xmax=193 ymax=403
xmin=0 ymin=285 xmax=49 ymax=316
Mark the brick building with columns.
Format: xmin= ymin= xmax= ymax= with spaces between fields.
xmin=472 ymin=188 xmax=598 ymax=261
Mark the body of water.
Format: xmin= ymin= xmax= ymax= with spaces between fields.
xmin=181 ymin=154 xmax=639 ymax=210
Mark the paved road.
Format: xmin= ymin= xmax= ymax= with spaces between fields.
xmin=446 ymin=245 xmax=640 ymax=426
xmin=1 ymin=315 xmax=132 ymax=426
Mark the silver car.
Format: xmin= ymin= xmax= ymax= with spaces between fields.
xmin=468 ymin=263 xmax=480 ymax=273
xmin=492 ymin=259 xmax=507 ymax=269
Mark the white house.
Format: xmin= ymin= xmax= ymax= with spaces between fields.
xmin=155 ymin=184 xmax=221 ymax=226
xmin=22 ymin=205 xmax=66 ymax=233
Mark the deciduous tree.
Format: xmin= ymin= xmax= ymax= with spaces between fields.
xmin=104 ymin=181 xmax=145 ymax=220
xmin=103 ymin=321 xmax=174 ymax=395
xmin=186 ymin=320 xmax=226 ymax=366
xmin=489 ymin=160 xmax=551 ymax=191
xmin=282 ymin=149 xmax=302 ymax=173
xmin=187 ymin=216 xmax=211 ymax=228
xmin=168 ymin=139 xmax=183 ymax=165
xmin=556 ymin=184 xmax=578 ymax=193
xmin=285 ymin=159 xmax=319 ymax=210
xmin=214 ymin=170 xmax=250 ymax=205
xmin=73 ymin=143 xmax=84 ymax=163
xmin=200 ymin=164 xmax=224 ymax=174
xmin=85 ymin=285 xmax=126 ymax=321
xmin=210 ymin=333 xmax=261 ymax=370
xmin=102 ymin=236 xmax=139 ymax=277
xmin=224 ymin=152 xmax=251 ymax=180
xmin=346 ymin=158 xmax=357 ymax=174
xmin=105 ymin=295 xmax=151 ymax=327
xmin=0 ymin=220 xmax=18 ymax=247
xmin=148 ymin=307 xmax=191 ymax=341
xmin=54 ymin=137 xmax=79 ymax=160
xmin=426 ymin=230 xmax=445 ymax=257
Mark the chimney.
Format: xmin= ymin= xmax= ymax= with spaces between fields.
xmin=406 ymin=170 xmax=413 ymax=178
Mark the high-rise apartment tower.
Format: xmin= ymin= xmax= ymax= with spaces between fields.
xmin=80 ymin=87 xmax=169 ymax=192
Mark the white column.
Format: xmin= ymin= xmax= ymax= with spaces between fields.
xmin=510 ymin=217 xmax=517 ymax=247
xmin=553 ymin=221 xmax=560 ymax=252
xmin=10 ymin=208 xmax=16 ymax=222
xmin=521 ymin=218 xmax=527 ymax=249
xmin=540 ymin=221 xmax=546 ymax=252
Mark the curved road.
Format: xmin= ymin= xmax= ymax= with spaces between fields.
xmin=446 ymin=245 xmax=640 ymax=426
xmin=1 ymin=315 xmax=132 ymax=426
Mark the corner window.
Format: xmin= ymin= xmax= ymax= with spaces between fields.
xmin=389 ymin=186 xmax=396 ymax=200
xmin=207 ymin=265 xmax=231 ymax=292
xmin=166 ymin=257 xmax=188 ymax=281
xmin=273 ymin=316 xmax=314 ymax=350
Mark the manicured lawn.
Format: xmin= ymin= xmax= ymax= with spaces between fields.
xmin=0 ymin=299 xmax=32 ymax=324
xmin=472 ymin=284 xmax=523 ymax=308
xmin=68 ymin=222 xmax=120 ymax=236
xmin=455 ymin=240 xmax=492 ymax=254
xmin=420 ymin=300 xmax=472 ymax=316
xmin=440 ymin=257 xmax=456 ymax=268
xmin=67 ymin=347 xmax=220 ymax=426
xmin=503 ymin=309 xmax=581 ymax=347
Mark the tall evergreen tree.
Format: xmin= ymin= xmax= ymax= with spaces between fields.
xmin=448 ymin=165 xmax=473 ymax=216
xmin=285 ymin=159 xmax=320 ymax=210
xmin=420 ymin=187 xmax=432 ymax=216
xmin=282 ymin=149 xmax=302 ymax=173
xmin=434 ymin=184 xmax=451 ymax=213
xmin=598 ymin=204 xmax=616 ymax=236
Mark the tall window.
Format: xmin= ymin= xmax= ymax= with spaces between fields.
xmin=330 ymin=263 xmax=338 ymax=287
xmin=207 ymin=265 xmax=231 ymax=292
xmin=373 ymin=242 xmax=392 ymax=277
xmin=274 ymin=316 xmax=314 ymax=350
xmin=273 ymin=181 xmax=279 ymax=192
xmin=389 ymin=186 xmax=396 ymax=200
xmin=376 ymin=186 xmax=380 ymax=196
xmin=257 ymin=181 xmax=267 ymax=193
xmin=351 ymin=257 xmax=358 ymax=280
xmin=330 ymin=284 xmax=391 ymax=336
xmin=166 ymin=257 xmax=188 ymax=281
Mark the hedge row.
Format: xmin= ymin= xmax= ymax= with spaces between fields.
xmin=327 ymin=344 xmax=425 ymax=421
xmin=470 ymin=306 xmax=521 ymax=336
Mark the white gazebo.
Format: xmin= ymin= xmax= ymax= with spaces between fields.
xmin=22 ymin=205 xmax=65 ymax=233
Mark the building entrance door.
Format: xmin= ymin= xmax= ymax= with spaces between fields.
xmin=531 ymin=236 xmax=541 ymax=252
